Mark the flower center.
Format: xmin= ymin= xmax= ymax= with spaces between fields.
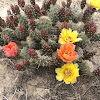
xmin=66 ymin=37 xmax=73 ymax=43
xmin=65 ymin=69 xmax=72 ymax=77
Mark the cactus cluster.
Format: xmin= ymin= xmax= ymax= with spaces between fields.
xmin=0 ymin=0 xmax=100 ymax=78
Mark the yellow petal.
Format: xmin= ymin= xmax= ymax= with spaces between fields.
xmin=56 ymin=73 xmax=64 ymax=81
xmin=55 ymin=68 xmax=62 ymax=73
xmin=73 ymin=38 xmax=82 ymax=43
xmin=64 ymin=77 xmax=71 ymax=84
xmin=74 ymin=63 xmax=79 ymax=68
xmin=87 ymin=0 xmax=91 ymax=5
xmin=66 ymin=63 xmax=74 ymax=68
xmin=71 ymin=31 xmax=78 ymax=40
xmin=96 ymin=8 xmax=99 ymax=10
xmin=66 ymin=28 xmax=72 ymax=37
xmin=58 ymin=38 xmax=66 ymax=44
xmin=71 ymin=78 xmax=77 ymax=84
xmin=61 ymin=28 xmax=67 ymax=38
xmin=87 ymin=0 xmax=100 ymax=10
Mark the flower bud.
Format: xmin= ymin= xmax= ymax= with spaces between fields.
xmin=7 ymin=10 xmax=11 ymax=15
xmin=18 ymin=0 xmax=25 ymax=7
xmin=13 ymin=15 xmax=19 ymax=27
xmin=41 ymin=29 xmax=48 ymax=42
xmin=29 ymin=18 xmax=36 ymax=30
xmin=66 ymin=10 xmax=71 ymax=22
xmin=15 ymin=5 xmax=20 ymax=14
xmin=0 ymin=17 xmax=6 ymax=28
xmin=4 ymin=35 xmax=12 ymax=42
xmin=67 ymin=10 xmax=71 ymax=16
xmin=6 ymin=17 xmax=11 ymax=24
xmin=34 ymin=4 xmax=41 ymax=18
xmin=61 ymin=21 xmax=67 ymax=29
xmin=62 ymin=1 xmax=66 ymax=8
xmin=58 ymin=7 xmax=65 ymax=22
xmin=93 ymin=67 xmax=100 ymax=76
xmin=14 ymin=64 xmax=22 ymax=71
xmin=44 ymin=0 xmax=51 ymax=10
xmin=84 ymin=21 xmax=90 ymax=32
xmin=11 ymin=4 xmax=15 ymax=13
xmin=23 ymin=60 xmax=30 ymax=67
xmin=19 ymin=25 xmax=26 ymax=32
xmin=42 ymin=44 xmax=53 ymax=56
xmin=6 ymin=17 xmax=15 ymax=30
xmin=26 ymin=8 xmax=32 ymax=19
xmin=28 ymin=49 xmax=35 ymax=56
xmin=41 ymin=10 xmax=47 ymax=16
xmin=54 ymin=55 xmax=62 ymax=66
xmin=90 ymin=26 xmax=96 ymax=33
xmin=51 ymin=0 xmax=57 ymax=5
xmin=67 ymin=1 xmax=71 ymax=8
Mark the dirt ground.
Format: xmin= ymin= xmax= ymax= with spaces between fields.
xmin=0 ymin=0 xmax=100 ymax=100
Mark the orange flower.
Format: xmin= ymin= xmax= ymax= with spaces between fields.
xmin=3 ymin=42 xmax=18 ymax=57
xmin=57 ymin=43 xmax=77 ymax=63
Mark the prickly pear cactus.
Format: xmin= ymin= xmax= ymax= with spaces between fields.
xmin=0 ymin=0 xmax=100 ymax=79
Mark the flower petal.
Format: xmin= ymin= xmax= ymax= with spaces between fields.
xmin=64 ymin=77 xmax=71 ymax=84
xmin=66 ymin=28 xmax=72 ymax=37
xmin=61 ymin=28 xmax=67 ymax=38
xmin=71 ymin=78 xmax=77 ymax=84
xmin=56 ymin=73 xmax=64 ymax=81
xmin=74 ymin=38 xmax=82 ymax=42
xmin=58 ymin=38 xmax=66 ymax=44
xmin=55 ymin=68 xmax=62 ymax=73
xmin=71 ymin=31 xmax=78 ymax=40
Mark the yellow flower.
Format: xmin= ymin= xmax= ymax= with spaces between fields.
xmin=58 ymin=28 xmax=82 ymax=44
xmin=55 ymin=63 xmax=80 ymax=84
xmin=87 ymin=0 xmax=100 ymax=10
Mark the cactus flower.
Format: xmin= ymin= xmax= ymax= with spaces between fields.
xmin=3 ymin=42 xmax=18 ymax=57
xmin=55 ymin=63 xmax=80 ymax=84
xmin=87 ymin=0 xmax=100 ymax=10
xmin=57 ymin=43 xmax=77 ymax=63
xmin=59 ymin=28 xmax=82 ymax=44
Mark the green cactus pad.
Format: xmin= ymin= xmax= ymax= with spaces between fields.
xmin=35 ymin=16 xmax=52 ymax=34
xmin=49 ymin=4 xmax=60 ymax=26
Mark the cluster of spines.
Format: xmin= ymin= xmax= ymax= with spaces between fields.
xmin=0 ymin=17 xmax=6 ymax=28
xmin=18 ymin=0 xmax=25 ymax=8
xmin=34 ymin=4 xmax=41 ymax=18
xmin=11 ymin=4 xmax=20 ymax=15
xmin=83 ymin=51 xmax=97 ymax=59
xmin=67 ymin=0 xmax=72 ymax=8
xmin=14 ymin=59 xmax=30 ymax=71
xmin=51 ymin=0 xmax=57 ymax=5
xmin=54 ymin=54 xmax=62 ymax=66
xmin=41 ymin=29 xmax=48 ymax=42
xmin=66 ymin=10 xmax=71 ymax=22
xmin=42 ymin=44 xmax=53 ymax=56
xmin=30 ymin=0 xmax=35 ymax=6
xmin=82 ymin=5 xmax=96 ymax=23
xmin=81 ymin=0 xmax=86 ymax=9
xmin=42 ymin=0 xmax=51 ymax=11
xmin=93 ymin=67 xmax=100 ymax=76
xmin=58 ymin=7 xmax=65 ymax=22
xmin=26 ymin=8 xmax=33 ymax=19
xmin=29 ymin=18 xmax=36 ymax=31
xmin=84 ymin=22 xmax=96 ymax=38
